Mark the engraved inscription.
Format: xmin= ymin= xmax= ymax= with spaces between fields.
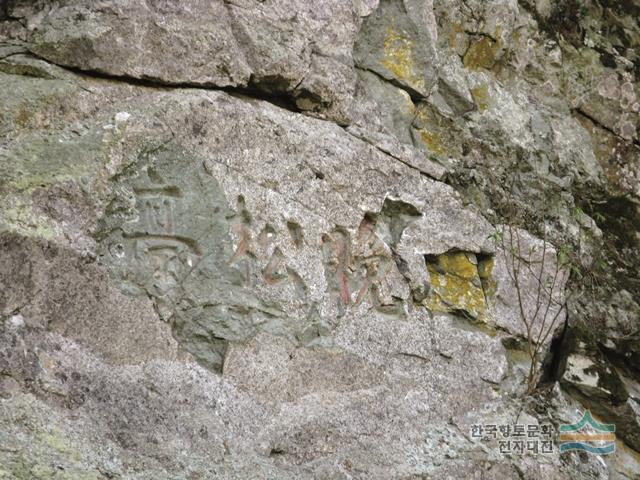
xmin=227 ymin=196 xmax=307 ymax=296
xmin=100 ymin=148 xmax=292 ymax=371
xmin=322 ymin=215 xmax=396 ymax=315
xmin=128 ymin=185 xmax=202 ymax=256
xmin=119 ymin=176 xmax=204 ymax=295
xmin=321 ymin=198 xmax=422 ymax=316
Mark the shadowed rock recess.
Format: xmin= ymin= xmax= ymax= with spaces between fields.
xmin=0 ymin=0 xmax=639 ymax=478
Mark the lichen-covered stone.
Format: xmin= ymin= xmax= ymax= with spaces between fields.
xmin=354 ymin=0 xmax=437 ymax=98
xmin=424 ymin=251 xmax=491 ymax=320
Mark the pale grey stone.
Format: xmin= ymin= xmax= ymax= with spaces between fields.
xmin=491 ymin=226 xmax=568 ymax=343
xmin=1 ymin=0 xmax=640 ymax=476
xmin=5 ymin=0 xmax=367 ymax=124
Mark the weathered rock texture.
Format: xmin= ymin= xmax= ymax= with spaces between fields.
xmin=0 ymin=0 xmax=638 ymax=478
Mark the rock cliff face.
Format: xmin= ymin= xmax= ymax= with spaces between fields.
xmin=0 ymin=1 xmax=638 ymax=478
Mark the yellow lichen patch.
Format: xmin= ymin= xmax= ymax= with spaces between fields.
xmin=448 ymin=23 xmax=464 ymax=50
xmin=463 ymin=37 xmax=500 ymax=71
xmin=418 ymin=129 xmax=446 ymax=156
xmin=471 ymin=83 xmax=490 ymax=110
xmin=380 ymin=25 xmax=424 ymax=93
xmin=437 ymin=252 xmax=478 ymax=280
xmin=478 ymin=256 xmax=496 ymax=298
xmin=425 ymin=251 xmax=494 ymax=320
xmin=413 ymin=105 xmax=453 ymax=156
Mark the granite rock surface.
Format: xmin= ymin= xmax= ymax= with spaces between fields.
xmin=0 ymin=0 xmax=639 ymax=478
